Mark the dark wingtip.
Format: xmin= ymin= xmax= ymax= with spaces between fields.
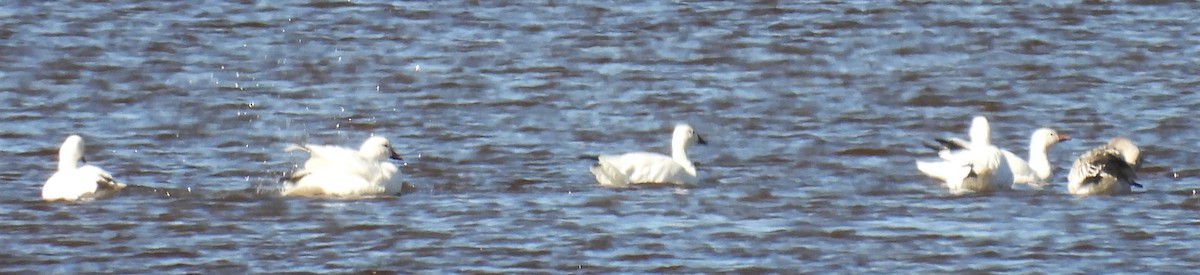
xmin=96 ymin=177 xmax=120 ymax=189
xmin=923 ymin=141 xmax=946 ymax=151
xmin=577 ymin=154 xmax=600 ymax=161
xmin=281 ymin=171 xmax=308 ymax=183
xmin=934 ymin=138 xmax=966 ymax=150
xmin=1130 ymin=182 xmax=1144 ymax=188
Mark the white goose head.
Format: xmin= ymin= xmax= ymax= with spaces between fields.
xmin=968 ymin=116 xmax=992 ymax=146
xmin=58 ymin=135 xmax=86 ymax=170
xmin=672 ymin=123 xmax=707 ymax=148
xmin=359 ymin=136 xmax=403 ymax=162
xmin=1031 ymin=128 xmax=1070 ymax=150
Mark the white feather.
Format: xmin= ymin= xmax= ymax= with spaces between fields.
xmin=282 ymin=136 xmax=403 ymax=197
xmin=915 ymin=116 xmax=1015 ymax=193
xmin=43 ymin=135 xmax=125 ymax=201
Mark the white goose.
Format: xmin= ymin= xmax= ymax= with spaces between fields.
xmin=282 ymin=136 xmax=403 ymax=197
xmin=589 ymin=123 xmax=707 ymax=187
xmin=43 ymin=135 xmax=126 ymax=201
xmin=1068 ymin=137 xmax=1141 ymax=196
xmin=926 ymin=128 xmax=1070 ymax=187
xmin=1006 ymin=128 xmax=1070 ymax=187
xmin=916 ymin=116 xmax=1014 ymax=193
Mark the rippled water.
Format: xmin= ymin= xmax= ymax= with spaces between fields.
xmin=2 ymin=0 xmax=1200 ymax=273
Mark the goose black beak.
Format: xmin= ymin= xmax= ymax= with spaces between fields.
xmin=697 ymin=135 xmax=708 ymax=145
xmin=389 ymin=150 xmax=403 ymax=161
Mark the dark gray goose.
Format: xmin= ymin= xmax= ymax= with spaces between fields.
xmin=1067 ymin=137 xmax=1142 ymax=195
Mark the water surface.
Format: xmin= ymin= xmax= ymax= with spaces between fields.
xmin=2 ymin=0 xmax=1199 ymax=273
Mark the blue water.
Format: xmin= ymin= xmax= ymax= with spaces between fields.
xmin=1 ymin=0 xmax=1198 ymax=273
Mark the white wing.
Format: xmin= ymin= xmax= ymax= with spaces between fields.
xmin=591 ymin=152 xmax=696 ymax=186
